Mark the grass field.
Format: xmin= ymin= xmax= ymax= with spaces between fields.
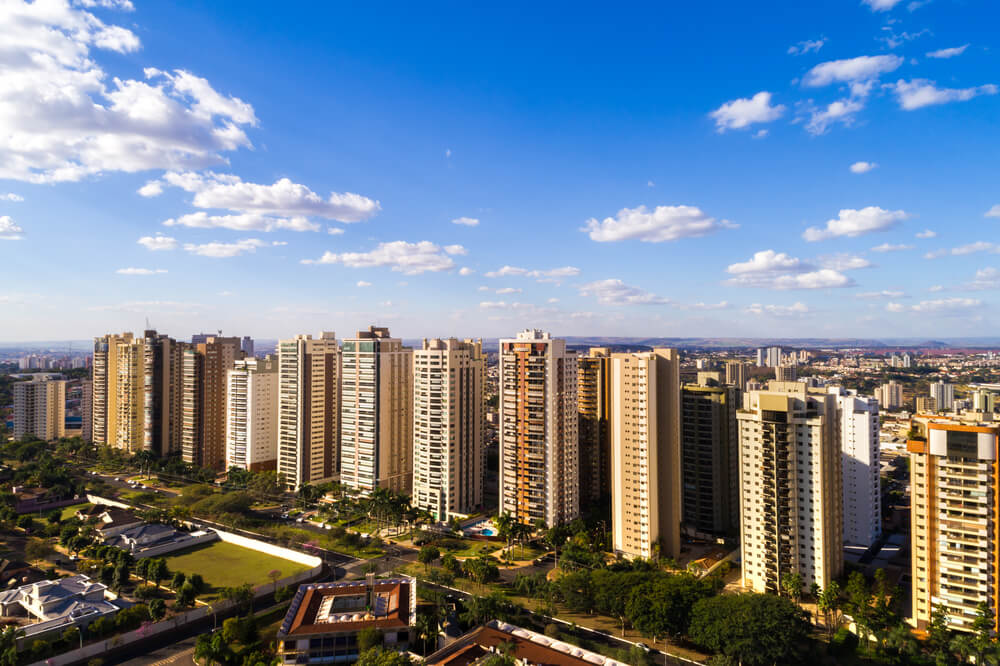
xmin=163 ymin=540 xmax=311 ymax=598
xmin=60 ymin=502 xmax=92 ymax=520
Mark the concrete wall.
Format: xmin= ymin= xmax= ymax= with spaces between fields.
xmin=132 ymin=530 xmax=218 ymax=559
xmin=212 ymin=527 xmax=322 ymax=567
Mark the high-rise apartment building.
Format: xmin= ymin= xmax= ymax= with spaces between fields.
xmin=499 ymin=330 xmax=579 ymax=527
xmin=775 ymin=365 xmax=797 ymax=382
xmin=830 ymin=388 xmax=881 ymax=547
xmin=142 ymin=330 xmax=187 ymax=458
xmin=930 ymin=382 xmax=955 ymax=411
xmin=680 ymin=379 xmax=739 ymax=538
xmin=738 ymin=382 xmax=843 ymax=594
xmin=182 ymin=336 xmax=244 ymax=469
xmin=13 ymin=377 xmax=66 ymax=441
xmin=340 ymin=327 xmax=413 ymax=494
xmin=724 ymin=360 xmax=748 ymax=390
xmin=610 ymin=349 xmax=682 ymax=560
xmin=916 ymin=396 xmax=938 ymax=413
xmin=877 ymin=380 xmax=904 ymax=411
xmin=226 ymin=356 xmax=279 ymax=472
xmin=909 ymin=417 xmax=1000 ymax=633
xmin=278 ymin=333 xmax=341 ymax=490
xmin=578 ymin=347 xmax=612 ymax=506
xmin=80 ymin=379 xmax=92 ymax=443
xmin=92 ymin=332 xmax=133 ymax=447
xmin=412 ymin=338 xmax=485 ymax=521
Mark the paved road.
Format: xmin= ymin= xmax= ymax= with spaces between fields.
xmin=120 ymin=636 xmax=195 ymax=666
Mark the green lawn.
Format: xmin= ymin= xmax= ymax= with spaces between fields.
xmin=60 ymin=502 xmax=92 ymax=521
xmin=163 ymin=540 xmax=311 ymax=599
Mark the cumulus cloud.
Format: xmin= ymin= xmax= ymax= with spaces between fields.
xmin=745 ymin=302 xmax=810 ymax=317
xmin=803 ymin=55 xmax=903 ymax=87
xmin=857 ymin=290 xmax=906 ymax=299
xmin=452 ymin=217 xmax=480 ymax=227
xmin=579 ymin=279 xmax=670 ymax=306
xmin=708 ymin=92 xmax=785 ymax=132
xmin=862 ymin=0 xmax=905 ymax=10
xmin=727 ymin=250 xmax=806 ymax=275
xmin=725 ymin=250 xmax=854 ymax=289
xmin=443 ymin=244 xmax=467 ymax=256
xmin=183 ymin=238 xmax=272 ymax=258
xmin=803 ymin=206 xmax=909 ymax=241
xmin=328 ymin=227 xmax=345 ymax=235
xmin=788 ymin=38 xmax=826 ymax=56
xmin=356 ymin=280 xmax=372 ymax=287
xmin=116 ymin=267 xmax=166 ymax=275
xmin=302 ymin=240 xmax=458 ymax=274
xmin=871 ymin=242 xmax=913 ymax=252
xmin=0 ymin=216 xmax=24 ymax=240
xmin=890 ymin=79 xmax=998 ymax=110
xmin=924 ymin=241 xmax=999 ymax=259
xmin=484 ymin=266 xmax=581 ymax=279
xmin=966 ymin=268 xmax=1000 ymax=290
xmin=163 ymin=211 xmax=318 ymax=232
xmin=850 ymin=161 xmax=878 ymax=174
xmin=495 ymin=287 xmax=522 ymax=295
xmin=137 ymin=181 xmax=163 ymax=197
xmin=818 ymin=254 xmax=873 ymax=270
xmin=137 ymin=234 xmax=177 ymax=251
xmin=678 ymin=301 xmax=732 ymax=311
xmin=985 ymin=205 xmax=1000 ymax=219
xmin=888 ymin=298 xmax=982 ymax=313
xmin=0 ymin=193 xmax=24 ymax=202
xmin=916 ymin=229 xmax=937 ymax=239
xmin=584 ymin=205 xmax=735 ymax=243
xmin=458 ymin=267 xmax=474 ymax=276
xmin=0 ymin=2 xmax=259 ymax=183
xmin=926 ymin=45 xmax=968 ymax=59
xmin=805 ymin=97 xmax=866 ymax=135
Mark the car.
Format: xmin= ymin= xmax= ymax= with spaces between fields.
xmin=636 ymin=643 xmax=651 ymax=653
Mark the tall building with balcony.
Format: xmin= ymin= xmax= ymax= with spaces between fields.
xmin=92 ymin=332 xmax=133 ymax=447
xmin=181 ymin=335 xmax=244 ymax=469
xmin=680 ymin=379 xmax=739 ymax=538
xmin=724 ymin=360 xmax=748 ymax=390
xmin=412 ymin=339 xmax=485 ymax=521
xmin=829 ymin=387 xmax=881 ymax=547
xmin=226 ymin=356 xmax=279 ymax=472
xmin=908 ymin=417 xmax=1000 ymax=633
xmin=499 ymin=330 xmax=578 ymax=527
xmin=81 ymin=379 xmax=92 ymax=442
xmin=738 ymin=382 xmax=843 ymax=594
xmin=13 ymin=377 xmax=66 ymax=441
xmin=610 ymin=349 xmax=681 ymax=559
xmin=278 ymin=333 xmax=341 ymax=490
xmin=578 ymin=348 xmax=611 ymax=506
xmin=877 ymin=380 xmax=904 ymax=411
xmin=930 ymin=382 xmax=956 ymax=411
xmin=340 ymin=327 xmax=413 ymax=494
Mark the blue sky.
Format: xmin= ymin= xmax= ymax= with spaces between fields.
xmin=2 ymin=0 xmax=999 ymax=341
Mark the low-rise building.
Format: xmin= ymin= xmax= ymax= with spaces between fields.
xmin=0 ymin=575 xmax=119 ymax=643
xmin=76 ymin=506 xmax=144 ymax=538
xmin=104 ymin=524 xmax=217 ymax=558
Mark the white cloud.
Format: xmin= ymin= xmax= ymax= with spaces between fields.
xmin=886 ymin=302 xmax=906 ymax=313
xmin=302 ymin=240 xmax=458 ymax=274
xmin=725 ymin=250 xmax=854 ymax=289
xmin=0 ymin=2 xmax=259 ymax=183
xmin=890 ymin=79 xmax=998 ymax=110
xmin=484 ymin=266 xmax=581 ymax=279
xmin=443 ymin=244 xmax=467 ymax=256
xmin=803 ymin=206 xmax=909 ymax=241
xmin=579 ymin=279 xmax=670 ymax=306
xmin=863 ymin=0 xmax=905 ymax=10
xmin=753 ymin=129 xmax=769 ymax=139
xmin=479 ymin=301 xmax=509 ymax=310
xmin=137 ymin=181 xmax=163 ymax=197
xmin=803 ymin=55 xmax=903 ymax=87
xmin=727 ymin=250 xmax=806 ymax=275
xmin=646 ymin=180 xmax=655 ymax=188
xmin=916 ymin=229 xmax=937 ymax=238
xmin=871 ymin=242 xmax=913 ymax=252
xmin=925 ymin=241 xmax=999 ymax=259
xmin=679 ymin=301 xmax=731 ymax=311
xmin=788 ymin=38 xmax=826 ymax=56
xmin=356 ymin=280 xmax=372 ymax=287
xmin=458 ymin=267 xmax=474 ymax=276
xmin=857 ymin=290 xmax=906 ymax=299
xmin=496 ymin=287 xmax=522 ymax=295
xmin=584 ymin=204 xmax=735 ymax=243
xmin=745 ymin=302 xmax=810 ymax=317
xmin=0 ymin=193 xmax=24 ymax=202
xmin=0 ymin=216 xmax=24 ymax=240
xmin=547 ymin=298 xmax=560 ymax=304
xmin=926 ymin=45 xmax=968 ymax=59
xmin=928 ymin=285 xmax=944 ymax=292
xmin=850 ymin=161 xmax=878 ymax=174
xmin=452 ymin=217 xmax=479 ymax=227
xmin=967 ymin=268 xmax=1000 ymax=290
xmin=328 ymin=227 xmax=345 ymax=235
xmin=183 ymin=238 xmax=270 ymax=258
xmin=805 ymin=97 xmax=866 ymax=135
xmin=888 ymin=297 xmax=982 ymax=313
xmin=445 ymin=148 xmax=452 ymax=158
xmin=163 ymin=211 xmax=318 ymax=232
xmin=985 ymin=205 xmax=1000 ymax=219
xmin=90 ymin=300 xmax=205 ymax=315
xmin=116 ymin=267 xmax=166 ymax=275
xmin=818 ymin=253 xmax=873 ymax=270
xmin=708 ymin=92 xmax=785 ymax=132
xmin=477 ymin=286 xmax=490 ymax=292
xmin=137 ymin=234 xmax=177 ymax=251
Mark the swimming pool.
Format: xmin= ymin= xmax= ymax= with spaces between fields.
xmin=480 ymin=528 xmax=496 ymax=536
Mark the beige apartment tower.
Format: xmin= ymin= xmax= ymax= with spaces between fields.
xmin=92 ymin=332 xmax=133 ymax=447
xmin=13 ymin=377 xmax=66 ymax=441
xmin=724 ymin=360 xmax=749 ymax=390
xmin=908 ymin=417 xmax=1000 ymax=633
xmin=341 ymin=327 xmax=413 ymax=494
xmin=226 ymin=356 xmax=279 ymax=472
xmin=610 ymin=349 xmax=682 ymax=560
xmin=412 ymin=339 xmax=485 ymax=521
xmin=278 ymin=333 xmax=341 ymax=490
xmin=737 ymin=382 xmax=843 ymax=594
xmin=578 ymin=348 xmax=612 ymax=505
xmin=182 ymin=335 xmax=244 ymax=469
xmin=499 ymin=330 xmax=579 ymax=527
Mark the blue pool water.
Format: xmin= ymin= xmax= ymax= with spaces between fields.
xmin=480 ymin=528 xmax=496 ymax=536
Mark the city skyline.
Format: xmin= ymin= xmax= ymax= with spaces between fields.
xmin=3 ymin=1 xmax=1000 ymax=340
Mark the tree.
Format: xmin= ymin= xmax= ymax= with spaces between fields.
xmin=135 ymin=558 xmax=150 ymax=583
xmin=817 ymin=581 xmax=841 ymax=637
xmin=194 ymin=631 xmax=233 ymax=665
xmin=927 ymin=604 xmax=953 ymax=664
xmin=357 ymin=628 xmax=384 ymax=653
xmin=176 ymin=582 xmax=197 ymax=607
xmin=188 ymin=573 xmax=207 ymax=594
xmin=221 ymin=583 xmax=254 ymax=615
xmin=418 ymin=545 xmax=440 ymax=572
xmin=267 ymin=568 xmax=282 ymax=593
xmin=24 ymin=537 xmax=53 ymax=563
xmin=355 ymin=647 xmax=413 ymax=666
xmin=148 ymin=558 xmax=168 ymax=588
xmin=689 ymin=594 xmax=810 ymax=666
xmin=971 ymin=601 xmax=996 ymax=665
xmin=148 ymin=598 xmax=166 ymax=622
xmin=112 ymin=563 xmax=130 ymax=592
xmin=780 ymin=572 xmax=803 ymax=605
xmin=171 ymin=571 xmax=186 ymax=590
xmin=0 ymin=626 xmax=23 ymax=666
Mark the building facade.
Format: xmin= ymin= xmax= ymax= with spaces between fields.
xmin=877 ymin=381 xmax=904 ymax=411
xmin=13 ymin=377 xmax=66 ymax=441
xmin=610 ymin=349 xmax=682 ymax=560
xmin=499 ymin=330 xmax=579 ymax=527
xmin=91 ymin=332 xmax=133 ymax=447
xmin=578 ymin=347 xmax=612 ymax=506
xmin=226 ymin=356 xmax=279 ymax=472
xmin=724 ymin=360 xmax=748 ymax=389
xmin=830 ymin=388 xmax=881 ymax=547
xmin=181 ymin=336 xmax=243 ymax=469
xmin=738 ymin=382 xmax=843 ymax=594
xmin=930 ymin=382 xmax=955 ymax=411
xmin=412 ymin=338 xmax=484 ymax=521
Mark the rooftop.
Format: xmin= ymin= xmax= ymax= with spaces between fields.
xmin=278 ymin=577 xmax=413 ymax=637
xmin=426 ymin=621 xmax=630 ymax=666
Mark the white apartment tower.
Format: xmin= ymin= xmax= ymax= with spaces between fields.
xmin=340 ymin=327 xmax=413 ymax=494
xmin=226 ymin=356 xmax=279 ymax=472
xmin=930 ymin=382 xmax=955 ymax=411
xmin=13 ymin=377 xmax=66 ymax=441
xmin=499 ymin=330 xmax=579 ymax=527
xmin=877 ymin=381 xmax=904 ymax=411
xmin=412 ymin=338 xmax=485 ymax=521
xmin=277 ymin=333 xmax=340 ymax=490
xmin=738 ymin=382 xmax=843 ymax=594
xmin=610 ymin=349 xmax=682 ymax=560
xmin=829 ymin=387 xmax=882 ymax=547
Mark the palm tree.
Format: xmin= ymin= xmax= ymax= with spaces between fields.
xmin=496 ymin=512 xmax=514 ymax=554
xmin=0 ymin=626 xmax=24 ymax=666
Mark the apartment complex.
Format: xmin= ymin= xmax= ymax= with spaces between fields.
xmin=738 ymin=382 xmax=843 ymax=594
xmin=578 ymin=347 xmax=612 ymax=505
xmin=80 ymin=379 xmax=92 ymax=442
xmin=877 ymin=380 xmax=904 ymax=411
xmin=277 ymin=333 xmax=341 ymax=490
xmin=724 ymin=360 xmax=748 ymax=390
xmin=91 ymin=332 xmax=133 ymax=446
xmin=226 ymin=356 xmax=279 ymax=472
xmin=411 ymin=338 xmax=485 ymax=521
xmin=930 ymin=382 xmax=955 ymax=411
xmin=182 ymin=335 xmax=243 ymax=469
xmin=830 ymin=388 xmax=881 ymax=547
xmin=610 ymin=349 xmax=681 ymax=560
xmin=340 ymin=327 xmax=413 ymax=494
xmin=908 ymin=417 xmax=1000 ymax=633
xmin=680 ymin=379 xmax=739 ymax=538
xmin=13 ymin=377 xmax=66 ymax=441
xmin=499 ymin=330 xmax=579 ymax=527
